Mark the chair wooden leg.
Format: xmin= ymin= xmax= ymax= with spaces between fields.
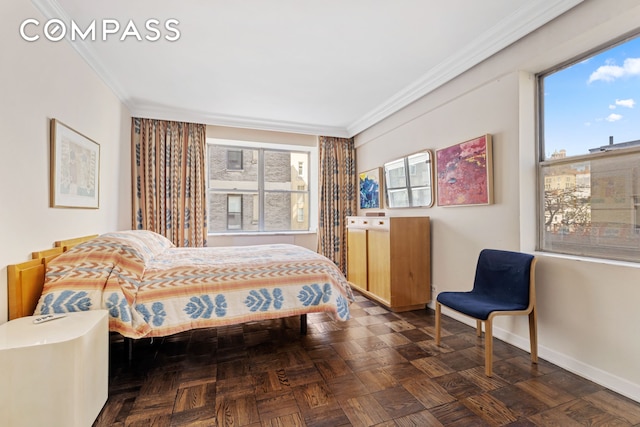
xmin=435 ymin=302 xmax=441 ymax=345
xmin=529 ymin=307 xmax=538 ymax=364
xmin=476 ymin=320 xmax=482 ymax=337
xmin=484 ymin=319 xmax=493 ymax=376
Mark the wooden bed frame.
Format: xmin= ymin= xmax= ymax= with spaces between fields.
xmin=7 ymin=235 xmax=98 ymax=320
xmin=7 ymin=234 xmax=308 ymax=334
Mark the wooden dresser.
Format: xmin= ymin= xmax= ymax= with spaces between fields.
xmin=346 ymin=216 xmax=431 ymax=311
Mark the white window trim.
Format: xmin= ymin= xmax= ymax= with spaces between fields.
xmin=520 ymin=71 xmax=640 ymax=269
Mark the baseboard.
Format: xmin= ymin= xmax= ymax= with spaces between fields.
xmin=437 ymin=309 xmax=640 ymax=403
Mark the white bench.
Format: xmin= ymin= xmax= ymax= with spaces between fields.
xmin=0 ymin=310 xmax=109 ymax=427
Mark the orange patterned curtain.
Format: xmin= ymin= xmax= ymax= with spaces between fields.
xmin=132 ymin=118 xmax=207 ymax=247
xmin=317 ymin=136 xmax=357 ymax=273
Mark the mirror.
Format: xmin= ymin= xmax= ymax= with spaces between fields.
xmin=383 ymin=150 xmax=434 ymax=208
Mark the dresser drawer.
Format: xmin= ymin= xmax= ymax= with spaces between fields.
xmin=369 ymin=217 xmax=389 ymax=231
xmin=347 ymin=216 xmax=373 ymax=229
xmin=347 ymin=216 xmax=390 ymax=230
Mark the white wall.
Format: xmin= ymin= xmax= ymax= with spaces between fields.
xmin=0 ymin=2 xmax=131 ymax=323
xmin=355 ymin=0 xmax=640 ymax=402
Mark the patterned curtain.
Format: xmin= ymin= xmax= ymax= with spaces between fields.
xmin=317 ymin=136 xmax=357 ymax=274
xmin=132 ymin=118 xmax=207 ymax=247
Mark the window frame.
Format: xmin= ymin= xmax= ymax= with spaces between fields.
xmin=206 ymin=138 xmax=317 ymax=235
xmin=536 ymin=33 xmax=640 ymax=263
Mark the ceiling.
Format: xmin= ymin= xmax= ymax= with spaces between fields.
xmin=33 ymin=0 xmax=582 ymax=137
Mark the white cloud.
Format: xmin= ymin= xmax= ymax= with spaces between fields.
xmin=615 ymin=98 xmax=635 ymax=108
xmin=588 ymin=57 xmax=640 ymax=83
xmin=609 ymin=104 xmax=616 ymax=109
xmin=605 ymin=113 xmax=623 ymax=122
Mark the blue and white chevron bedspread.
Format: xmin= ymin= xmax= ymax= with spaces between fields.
xmin=35 ymin=230 xmax=353 ymax=338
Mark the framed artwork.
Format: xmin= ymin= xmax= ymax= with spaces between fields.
xmin=50 ymin=119 xmax=100 ymax=208
xmin=436 ymin=134 xmax=493 ymax=207
xmin=359 ymin=167 xmax=382 ymax=209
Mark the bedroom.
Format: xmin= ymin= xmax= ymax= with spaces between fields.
xmin=2 ymin=0 xmax=640 ymax=424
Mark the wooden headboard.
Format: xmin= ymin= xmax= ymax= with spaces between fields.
xmin=56 ymin=234 xmax=98 ymax=251
xmin=7 ymin=234 xmax=98 ymax=320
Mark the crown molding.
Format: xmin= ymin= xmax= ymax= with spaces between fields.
xmin=32 ymin=0 xmax=582 ymax=139
xmin=130 ymin=104 xmax=351 ymax=138
xmin=31 ymin=0 xmax=135 ymax=112
xmin=346 ymin=0 xmax=584 ymax=137
xmin=31 ymin=0 xmax=349 ymax=137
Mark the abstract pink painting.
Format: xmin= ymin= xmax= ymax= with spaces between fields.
xmin=436 ymin=134 xmax=493 ymax=207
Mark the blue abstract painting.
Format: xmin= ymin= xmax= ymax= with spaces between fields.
xmin=359 ymin=168 xmax=381 ymax=209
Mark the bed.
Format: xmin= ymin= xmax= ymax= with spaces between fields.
xmin=7 ymin=230 xmax=353 ymax=338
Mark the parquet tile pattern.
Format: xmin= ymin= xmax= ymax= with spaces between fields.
xmin=94 ymin=293 xmax=640 ymax=426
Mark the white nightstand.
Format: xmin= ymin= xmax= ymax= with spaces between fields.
xmin=0 ymin=310 xmax=109 ymax=427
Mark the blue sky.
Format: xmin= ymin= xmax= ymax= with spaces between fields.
xmin=543 ymin=35 xmax=640 ymax=159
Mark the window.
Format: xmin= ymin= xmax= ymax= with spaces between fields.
xmin=383 ymin=151 xmax=433 ymax=208
xmin=227 ymin=149 xmax=243 ymax=170
xmin=538 ymin=34 xmax=640 ymax=262
xmin=207 ymin=141 xmax=311 ymax=233
xmin=227 ymin=195 xmax=242 ymax=230
xmin=297 ymin=204 xmax=304 ymax=223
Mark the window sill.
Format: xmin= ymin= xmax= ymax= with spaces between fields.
xmin=208 ymin=230 xmax=317 ymax=237
xmin=533 ymin=250 xmax=640 ymax=269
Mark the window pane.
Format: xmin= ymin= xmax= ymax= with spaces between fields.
xmin=263 ymin=150 xmax=308 ymax=191
xmin=542 ymin=36 xmax=640 ymax=160
xmin=264 ymin=192 xmax=309 ymax=231
xmin=385 ymin=159 xmax=406 ymax=189
xmin=408 ymin=152 xmax=431 ymax=187
xmin=411 ymin=187 xmax=431 ymax=207
xmin=540 ymin=151 xmax=640 ymax=262
xmin=208 ymin=146 xmax=258 ymax=190
xmin=208 ymin=192 xmax=258 ymax=233
xmin=539 ymin=35 xmax=640 ymax=261
xmin=387 ymin=188 xmax=409 ymax=208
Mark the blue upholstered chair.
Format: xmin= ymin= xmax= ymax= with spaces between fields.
xmin=435 ymin=249 xmax=537 ymax=376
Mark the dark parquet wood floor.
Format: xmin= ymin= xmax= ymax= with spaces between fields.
xmin=93 ymin=293 xmax=640 ymax=426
